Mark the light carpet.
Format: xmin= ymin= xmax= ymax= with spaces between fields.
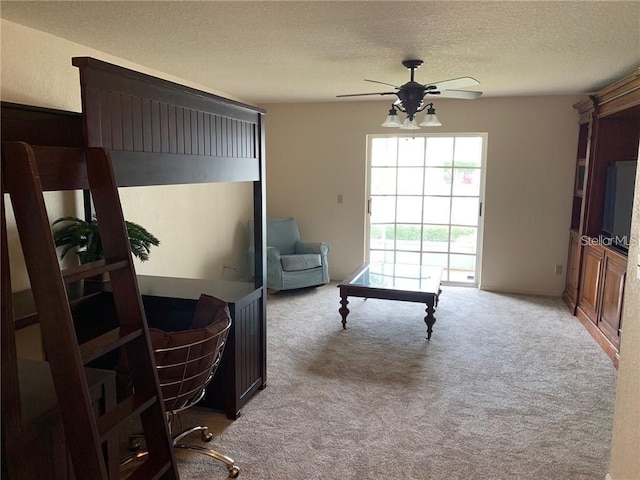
xmin=170 ymin=284 xmax=618 ymax=479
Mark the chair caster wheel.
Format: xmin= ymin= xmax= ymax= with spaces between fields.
xmin=128 ymin=439 xmax=141 ymax=451
xmin=201 ymin=430 xmax=213 ymax=442
xmin=228 ymin=466 xmax=240 ymax=478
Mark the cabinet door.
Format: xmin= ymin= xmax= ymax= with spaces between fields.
xmin=563 ymin=231 xmax=581 ymax=309
xmin=598 ymin=250 xmax=627 ymax=349
xmin=577 ymin=244 xmax=604 ymax=324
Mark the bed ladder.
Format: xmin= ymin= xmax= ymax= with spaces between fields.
xmin=2 ymin=142 xmax=179 ymax=479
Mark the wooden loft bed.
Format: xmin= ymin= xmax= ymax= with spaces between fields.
xmin=1 ymin=57 xmax=267 ymax=477
xmin=3 ymin=57 xmax=267 ymax=274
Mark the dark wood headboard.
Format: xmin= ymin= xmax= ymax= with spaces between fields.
xmin=72 ymin=56 xmax=265 ymax=186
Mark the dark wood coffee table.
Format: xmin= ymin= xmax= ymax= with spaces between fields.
xmin=338 ymin=263 xmax=442 ymax=339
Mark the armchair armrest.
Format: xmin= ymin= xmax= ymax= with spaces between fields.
xmin=266 ymin=246 xmax=281 ymax=262
xmin=296 ymin=241 xmax=329 ymax=256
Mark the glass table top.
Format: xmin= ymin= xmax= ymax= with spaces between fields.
xmin=346 ymin=263 xmax=442 ymax=293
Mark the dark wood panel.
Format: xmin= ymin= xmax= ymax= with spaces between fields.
xmin=73 ymin=56 xmax=264 ymax=182
xmin=110 ymin=151 xmax=259 ymax=186
xmin=562 ymin=230 xmax=582 ymax=313
xmin=132 ymin=96 xmax=143 ymax=152
xmin=202 ymin=287 xmax=264 ymax=419
xmin=73 ymin=57 xmax=263 ymax=121
xmin=109 ymin=93 xmax=123 ymax=151
xmin=237 ymin=296 xmax=262 ymax=398
xmin=577 ymin=243 xmax=604 ymax=324
xmin=598 ymin=249 xmax=626 ymax=348
xmin=1 ymin=102 xmax=83 ymax=147
xmin=2 ymin=144 xmax=88 ymax=192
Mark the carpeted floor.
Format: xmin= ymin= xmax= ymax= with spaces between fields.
xmin=162 ymin=284 xmax=618 ymax=479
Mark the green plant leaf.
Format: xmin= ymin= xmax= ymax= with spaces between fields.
xmin=51 ymin=216 xmax=159 ymax=263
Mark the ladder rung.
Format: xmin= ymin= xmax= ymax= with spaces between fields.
xmin=126 ymin=456 xmax=172 ymax=480
xmin=97 ymin=391 xmax=157 ymax=440
xmin=79 ymin=326 xmax=142 ymax=365
xmin=61 ymin=259 xmax=129 ymax=284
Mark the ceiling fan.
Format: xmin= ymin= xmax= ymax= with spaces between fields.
xmin=337 ymin=59 xmax=482 ymax=128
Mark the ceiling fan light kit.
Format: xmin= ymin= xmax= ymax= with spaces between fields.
xmin=419 ymin=103 xmax=442 ymax=127
xmin=338 ymin=59 xmax=481 ymax=130
xmin=381 ymin=105 xmax=402 ymax=127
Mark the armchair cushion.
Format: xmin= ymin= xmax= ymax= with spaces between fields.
xmin=281 ymin=253 xmax=322 ymax=272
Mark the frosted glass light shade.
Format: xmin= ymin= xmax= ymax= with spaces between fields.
xmin=382 ymin=111 xmax=402 ymax=127
xmin=400 ymin=117 xmax=420 ymax=130
xmin=419 ymin=103 xmax=442 ymax=127
xmin=419 ymin=113 xmax=442 ymax=127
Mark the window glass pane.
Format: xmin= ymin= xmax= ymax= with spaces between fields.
xmin=425 ymin=167 xmax=452 ymax=195
xmin=423 ymin=197 xmax=450 ymax=224
xmin=451 ymin=197 xmax=479 ymax=226
xmin=370 ymin=249 xmax=395 ymax=264
xmin=368 ymin=134 xmax=484 ymax=286
xmin=371 ymin=137 xmax=397 ymax=166
xmin=449 ymin=254 xmax=476 ymax=283
xmin=421 ymin=253 xmax=449 ymax=281
xmin=422 ymin=225 xmax=449 ymax=252
xmin=369 ymin=224 xmax=395 ymax=250
xmin=370 ymin=196 xmax=396 ymax=223
xmin=397 ymin=137 xmax=425 ymax=166
xmin=454 ymin=137 xmax=482 ymax=167
xmin=452 ymin=168 xmax=481 ymax=196
xmin=425 ymin=137 xmax=454 ymax=166
xmin=396 ymin=251 xmax=420 ymax=264
xmin=396 ymin=196 xmax=422 ymax=223
xmin=397 ymin=168 xmax=424 ymax=195
xmin=371 ymin=167 xmax=396 ymax=195
xmin=450 ymin=227 xmax=477 ymax=254
xmin=395 ymin=224 xmax=421 ymax=251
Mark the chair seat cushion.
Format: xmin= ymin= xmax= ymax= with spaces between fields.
xmin=280 ymin=254 xmax=322 ymax=271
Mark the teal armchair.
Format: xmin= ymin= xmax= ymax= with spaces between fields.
xmin=248 ymin=217 xmax=330 ymax=291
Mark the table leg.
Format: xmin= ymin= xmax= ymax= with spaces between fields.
xmin=339 ymin=294 xmax=349 ymax=329
xmin=424 ymin=296 xmax=437 ymax=339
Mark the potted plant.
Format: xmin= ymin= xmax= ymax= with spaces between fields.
xmin=52 ymin=216 xmax=160 ymax=264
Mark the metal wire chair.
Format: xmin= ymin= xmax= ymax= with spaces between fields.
xmin=121 ymin=296 xmax=239 ymax=478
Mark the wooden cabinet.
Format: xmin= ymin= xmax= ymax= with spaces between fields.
xmin=598 ymin=248 xmax=626 ymax=349
xmin=562 ymin=229 xmax=582 ymax=312
xmin=203 ymin=287 xmax=265 ymax=419
xmin=576 ymin=244 xmax=627 ymax=363
xmin=577 ymin=243 xmax=604 ymax=323
xmin=564 ymin=67 xmax=639 ymax=365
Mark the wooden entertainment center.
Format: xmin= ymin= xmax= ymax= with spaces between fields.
xmin=563 ymin=68 xmax=640 ymax=366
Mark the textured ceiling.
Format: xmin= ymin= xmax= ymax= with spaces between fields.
xmin=1 ymin=1 xmax=639 ymax=105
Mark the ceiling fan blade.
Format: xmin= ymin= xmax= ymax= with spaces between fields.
xmin=336 ymin=92 xmax=397 ymax=98
xmin=430 ymin=76 xmax=480 ymax=91
xmin=364 ymin=79 xmax=400 ymax=88
xmin=433 ymin=89 xmax=483 ymax=99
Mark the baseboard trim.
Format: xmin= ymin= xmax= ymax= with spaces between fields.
xmin=478 ymin=285 xmax=563 ymax=297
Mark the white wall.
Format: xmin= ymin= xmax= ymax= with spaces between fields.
xmin=263 ymin=97 xmax=581 ymax=295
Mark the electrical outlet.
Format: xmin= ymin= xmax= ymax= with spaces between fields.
xmin=555 ymin=264 xmax=563 ymax=275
